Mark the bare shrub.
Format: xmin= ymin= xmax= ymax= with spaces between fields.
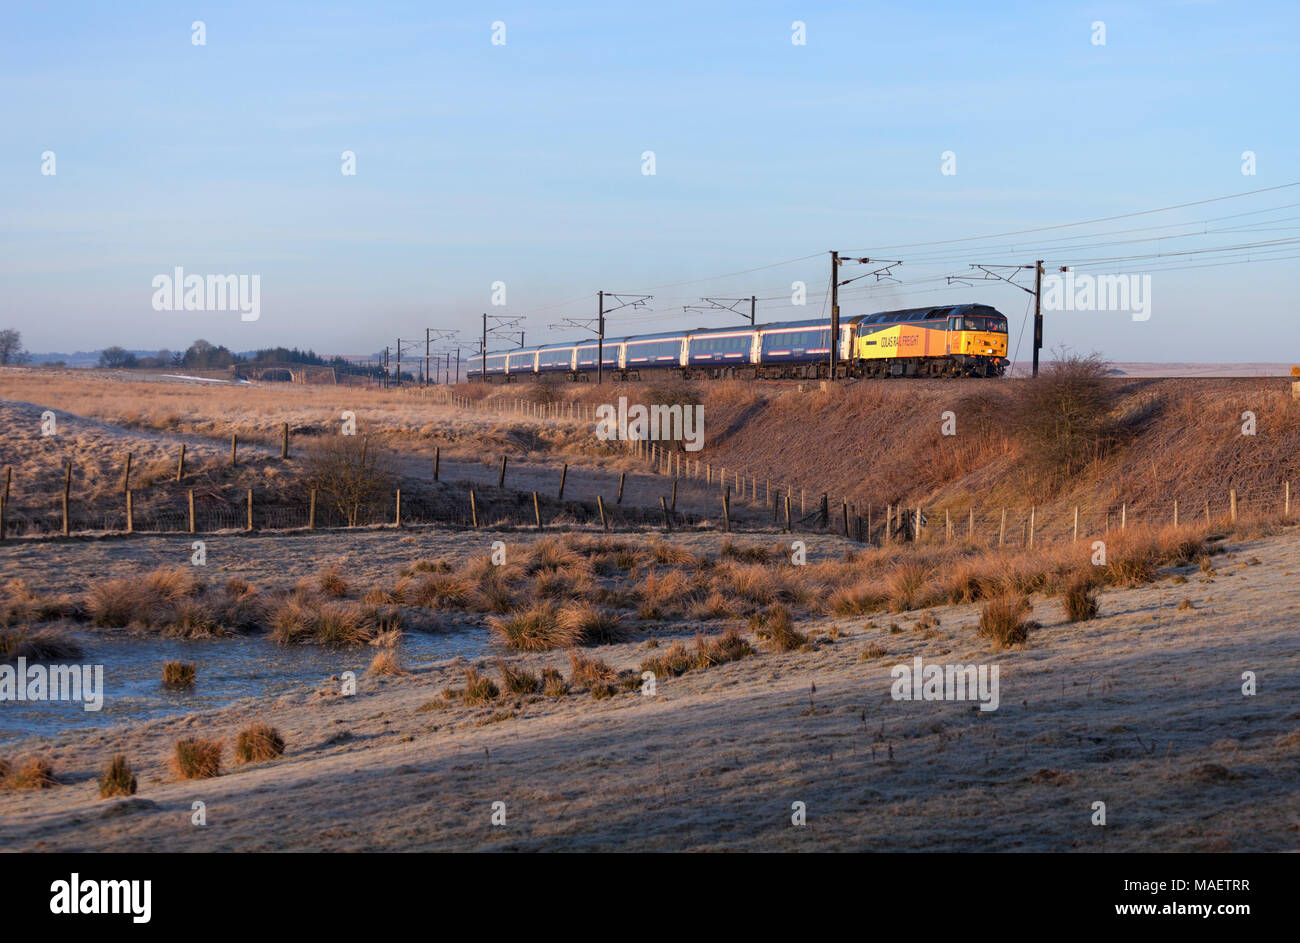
xmin=1012 ymin=351 xmax=1117 ymax=490
xmin=302 ymin=435 xmax=398 ymax=526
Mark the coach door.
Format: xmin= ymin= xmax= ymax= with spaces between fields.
xmin=947 ymin=315 xmax=960 ymax=355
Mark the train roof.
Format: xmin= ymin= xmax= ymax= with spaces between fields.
xmin=623 ymin=330 xmax=690 ymax=342
xmin=758 ymin=318 xmax=833 ymax=332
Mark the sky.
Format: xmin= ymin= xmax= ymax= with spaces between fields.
xmin=1 ymin=0 xmax=1298 ymax=362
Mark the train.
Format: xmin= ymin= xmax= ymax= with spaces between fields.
xmin=466 ymin=303 xmax=1009 ymax=381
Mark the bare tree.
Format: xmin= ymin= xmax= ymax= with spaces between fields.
xmin=0 ymin=329 xmax=28 ymax=365
xmin=302 ymin=435 xmax=398 ymax=526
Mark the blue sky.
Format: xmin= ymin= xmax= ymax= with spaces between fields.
xmin=2 ymin=1 xmax=1297 ymax=361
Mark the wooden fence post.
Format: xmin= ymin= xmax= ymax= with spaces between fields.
xmin=498 ymin=456 xmax=508 ymax=488
xmin=722 ymin=486 xmax=731 ymax=533
xmin=1204 ymin=500 xmax=1210 ymax=526
xmin=968 ymin=505 xmax=974 ymax=540
xmin=433 ymin=446 xmax=440 ymax=482
xmin=999 ymin=508 xmax=1006 ymax=547
xmin=1073 ymin=505 xmax=1080 ymax=541
xmin=188 ymin=489 xmax=195 ymax=534
xmin=597 ymin=495 xmax=608 ymax=531
xmin=660 ymin=496 xmax=672 ymax=531
xmin=231 ymin=432 xmax=237 ymax=467
xmin=470 ymin=488 xmax=479 ymax=528
xmin=784 ymin=493 xmax=791 ymax=532
xmin=309 ymin=489 xmax=317 ymax=529
xmin=246 ymin=488 xmax=253 ymax=531
xmin=533 ymin=492 xmax=542 ymax=530
xmin=842 ymin=501 xmax=850 ymax=538
xmin=126 ymin=490 xmax=133 ymax=533
xmin=175 ymin=444 xmax=185 ymax=482
xmin=282 ymin=422 xmax=290 ymax=459
xmin=671 ymin=479 xmax=678 ymax=512
xmin=1173 ymin=500 xmax=1179 ymax=528
xmin=1230 ymin=488 xmax=1237 ymax=523
xmin=122 ymin=454 xmax=131 ymax=494
xmin=62 ymin=461 xmax=71 ymax=536
xmin=617 ymin=472 xmax=626 ymax=505
xmin=1028 ymin=505 xmax=1036 ymax=548
xmin=1121 ymin=502 xmax=1127 ymax=530
xmin=395 ymin=489 xmax=402 ymax=527
xmin=558 ymin=463 xmax=568 ymax=501
xmin=945 ymin=508 xmax=951 ymax=542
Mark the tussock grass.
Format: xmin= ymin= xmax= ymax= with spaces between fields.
xmin=692 ymin=627 xmax=753 ymax=668
xmin=98 ymin=754 xmax=137 ymax=798
xmin=234 ymin=724 xmax=285 ymax=763
xmin=1 ymin=580 xmax=81 ymax=626
xmin=1063 ymin=575 xmax=1100 ymax=622
xmin=641 ymin=640 xmax=693 ymax=678
xmin=497 ymin=660 xmax=540 ymax=695
xmin=568 ymin=652 xmax=616 ymax=687
xmin=977 ymin=595 xmax=1034 ymax=649
xmin=1 ymin=755 xmax=57 ymax=790
xmin=0 ymin=626 xmax=84 ymax=662
xmin=267 ymin=597 xmax=396 ymax=648
xmin=748 ymin=604 xmax=808 ymax=652
xmin=488 ymin=601 xmax=579 ymax=651
xmin=557 ymin=603 xmax=627 ymax=645
xmin=720 ymin=540 xmax=777 ymax=564
xmin=460 ymin=666 xmax=499 ymax=705
xmin=367 ymin=649 xmax=406 ymax=676
xmin=318 ymin=565 xmax=350 ymax=598
xmin=408 ymin=572 xmax=472 ymax=609
xmin=887 ymin=561 xmax=933 ymax=612
xmin=162 ymin=660 xmax=196 ymax=686
xmin=170 ymin=737 xmax=222 ymax=779
xmin=540 ymin=667 xmax=570 ymax=698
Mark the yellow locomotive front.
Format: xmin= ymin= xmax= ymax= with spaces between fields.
xmin=946 ymin=308 xmax=1008 ymax=376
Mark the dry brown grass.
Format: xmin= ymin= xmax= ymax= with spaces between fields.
xmin=568 ymin=652 xmax=617 ymax=688
xmin=1 ymin=755 xmax=57 ymax=790
xmin=497 ymin=660 xmax=540 ymax=695
xmin=977 ymin=595 xmax=1034 ymax=648
xmin=557 ymin=602 xmax=627 ymax=645
xmin=367 ymin=649 xmax=406 ymax=676
xmin=0 ymin=626 xmax=83 ymax=661
xmin=487 ymin=601 xmax=578 ymax=651
xmin=460 ymin=666 xmax=499 ymax=705
xmin=170 ymin=737 xmax=222 ymax=779
xmin=748 ymin=604 xmax=808 ymax=652
xmin=97 ymin=754 xmax=137 ymax=798
xmin=161 ymin=660 xmax=195 ymax=686
xmin=234 ymin=724 xmax=285 ymax=763
xmin=1063 ymin=574 xmax=1100 ymax=622
xmin=318 ymin=565 xmax=350 ymax=598
xmin=267 ymin=597 xmax=396 ymax=648
xmin=540 ymin=667 xmax=570 ymax=698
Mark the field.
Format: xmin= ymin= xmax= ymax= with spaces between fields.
xmin=1 ymin=367 xmax=1298 ymax=852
